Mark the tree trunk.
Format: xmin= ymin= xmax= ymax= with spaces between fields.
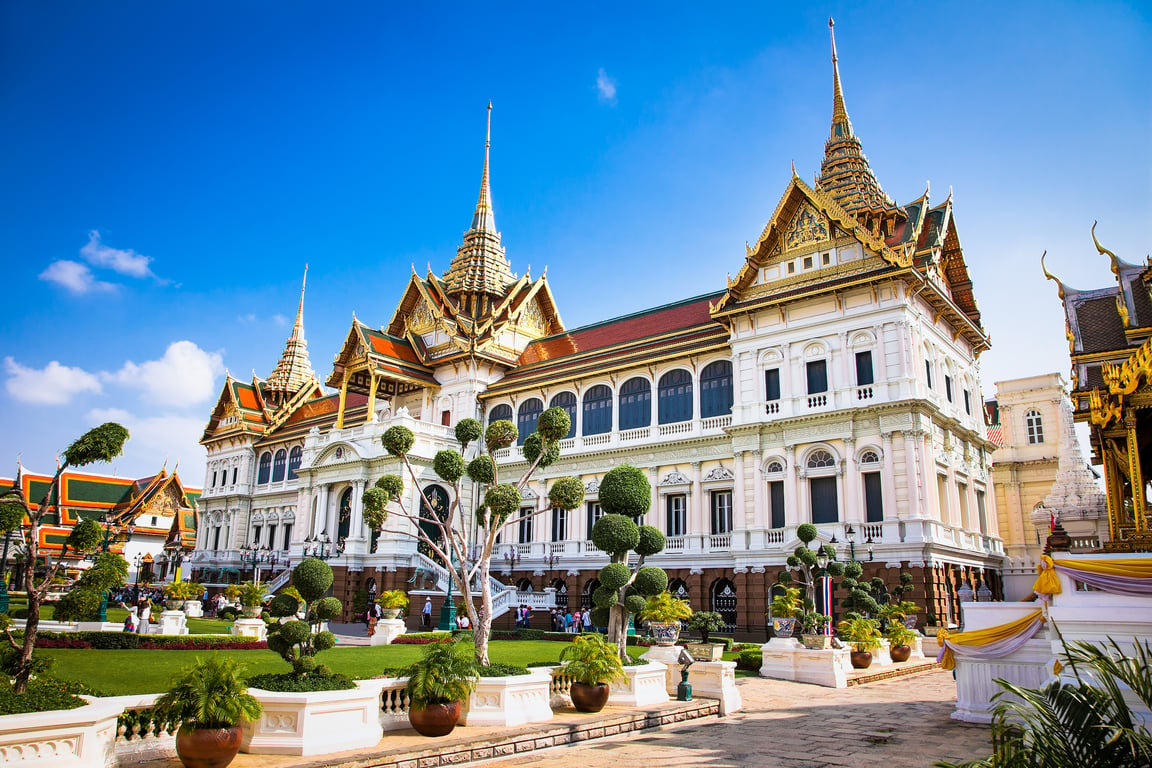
xmin=14 ymin=548 xmax=40 ymax=694
xmin=608 ymin=603 xmax=627 ymax=659
xmin=473 ymin=559 xmax=492 ymax=667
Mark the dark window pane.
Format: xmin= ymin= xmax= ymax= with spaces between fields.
xmin=945 ymin=376 xmax=953 ymax=402
xmin=287 ymin=447 xmax=303 ymax=480
xmin=769 ymin=481 xmax=785 ymax=529
xmin=582 ymin=385 xmax=613 ymax=435
xmin=810 ymin=476 xmax=838 ymax=523
xmin=806 ymin=360 xmax=828 ymax=394
xmin=855 ymin=351 xmax=874 ymax=386
xmin=489 ymin=404 xmax=513 ymax=424
xmin=700 ymin=360 xmax=733 ymax=418
xmin=658 ymin=369 xmax=693 ymax=424
xmin=710 ymin=490 xmax=732 ymax=534
xmin=257 ymin=452 xmax=272 ymax=484
xmin=516 ymin=398 xmax=544 ymax=445
xmin=665 ymin=494 xmax=686 ymax=536
xmin=765 ymin=369 xmax=781 ymax=401
xmin=864 ymin=472 xmax=883 ymax=523
xmin=619 ymin=377 xmax=651 ymax=430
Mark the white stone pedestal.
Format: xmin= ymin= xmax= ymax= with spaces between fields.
xmin=760 ymin=637 xmax=851 ymax=688
xmin=688 ymin=660 xmax=742 ymax=714
xmin=609 ymin=662 xmax=670 ymax=707
xmin=158 ymin=610 xmax=189 ymax=636
xmin=641 ymin=644 xmax=687 ymax=695
xmin=77 ymin=621 xmax=124 ymax=632
xmin=231 ymin=618 xmax=268 ymax=641
xmin=368 ymin=619 xmax=406 ymax=646
xmin=183 ymin=600 xmax=203 ymax=618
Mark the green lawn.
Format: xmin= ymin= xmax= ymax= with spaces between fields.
xmin=40 ymin=641 xmax=649 ymax=695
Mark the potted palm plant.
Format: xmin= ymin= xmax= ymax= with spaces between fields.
xmin=163 ymin=580 xmax=195 ymax=610
xmin=559 ymin=633 xmax=626 ymax=713
xmin=885 ymin=621 xmax=916 ymax=663
xmin=377 ymin=589 xmax=409 ymax=620
xmin=151 ymin=656 xmax=262 ymax=768
xmin=638 ymin=591 xmax=692 ymax=646
xmin=837 ymin=615 xmax=882 ymax=669
xmin=238 ymin=581 xmax=265 ymax=618
xmin=405 ymin=638 xmax=479 ymax=736
xmin=686 ymin=611 xmax=728 ymax=661
xmin=769 ymin=586 xmax=801 ymax=638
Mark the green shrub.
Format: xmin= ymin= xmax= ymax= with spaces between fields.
xmin=292 ymin=558 xmax=334 ymax=603
xmin=0 ymin=676 xmax=89 ymax=715
xmin=466 ymin=455 xmax=496 ymax=484
xmin=635 ymin=525 xmax=666 ymax=556
xmin=478 ymin=663 xmax=530 ymax=677
xmin=485 ymin=420 xmax=518 ymax=452
xmin=433 ymin=450 xmax=465 ymax=483
xmin=796 ymin=523 xmax=818 ymax=543
xmin=591 ymin=515 xmax=639 ymax=554
xmin=522 ymin=432 xmax=560 ymax=467
xmin=454 ymin=418 xmax=482 ymax=446
xmin=535 ymin=407 xmax=571 ymax=441
xmin=737 ymin=649 xmax=762 ymax=671
xmin=548 ymin=477 xmax=584 ymax=511
xmin=247 ymin=671 xmax=355 ymax=692
xmin=382 ymin=425 xmax=415 ymax=457
xmin=484 ymin=484 xmax=521 ymax=524
xmin=598 ymin=562 xmax=631 ymax=591
xmin=598 ymin=465 xmax=651 ymax=518
xmin=218 ymin=606 xmax=239 ymax=621
xmin=632 ymin=566 xmax=668 ymax=596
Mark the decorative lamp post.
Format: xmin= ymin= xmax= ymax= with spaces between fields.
xmin=132 ymin=553 xmax=147 ymax=600
xmin=90 ymin=514 xmax=135 ymax=621
xmin=437 ymin=548 xmax=460 ymax=631
xmin=302 ymin=532 xmax=343 ymax=562
xmin=502 ymin=546 xmax=521 ymax=575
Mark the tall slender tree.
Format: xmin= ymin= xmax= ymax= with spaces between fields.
xmin=362 ymin=408 xmax=583 ymax=666
xmin=0 ymin=422 xmax=129 ymax=692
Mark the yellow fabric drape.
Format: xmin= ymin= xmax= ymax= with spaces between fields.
xmin=1032 ymin=554 xmax=1152 ymax=595
xmin=938 ymin=609 xmax=1044 ymax=670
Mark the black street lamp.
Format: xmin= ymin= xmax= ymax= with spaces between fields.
xmin=503 ymin=546 xmax=521 ymax=574
xmin=132 ymin=553 xmax=147 ymax=600
xmin=302 ymin=532 xmax=342 ymax=561
xmin=90 ymin=514 xmax=135 ymax=621
xmin=844 ymin=525 xmax=874 ymax=563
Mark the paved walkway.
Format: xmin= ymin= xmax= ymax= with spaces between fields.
xmin=485 ymin=670 xmax=990 ymax=768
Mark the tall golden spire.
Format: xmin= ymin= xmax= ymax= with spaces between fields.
xmin=816 ymin=19 xmax=903 ymax=232
xmin=471 ymin=101 xmax=496 ymax=234
xmin=829 ymin=18 xmax=852 ymax=140
xmin=443 ymin=103 xmax=515 ymax=304
xmin=265 ymin=265 xmax=315 ymax=402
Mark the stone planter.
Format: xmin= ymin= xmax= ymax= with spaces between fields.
xmin=158 ymin=609 xmax=189 ymax=636
xmin=772 ymin=617 xmax=797 ymax=638
xmin=241 ymin=678 xmax=388 ymax=756
xmin=230 ymin=618 xmax=267 ymax=641
xmin=241 ymin=606 xmax=263 ymax=619
xmin=608 ymin=662 xmax=669 ymax=708
xmin=0 ymin=698 xmax=123 ymax=767
xmin=759 ymin=637 xmax=851 ymax=688
xmin=165 ymin=599 xmax=185 ymax=611
xmin=801 ymin=633 xmax=832 ymax=650
xmin=460 ymin=669 xmax=553 ymax=727
xmin=379 ymin=608 xmax=403 ymax=620
xmin=183 ymin=599 xmax=204 ymax=618
xmin=686 ymin=660 xmax=743 ymax=714
xmin=647 ymin=621 xmax=681 ymax=647
xmin=687 ymin=642 xmax=725 ymax=661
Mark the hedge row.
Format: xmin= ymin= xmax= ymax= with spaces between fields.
xmin=32 ymin=632 xmax=267 ymax=651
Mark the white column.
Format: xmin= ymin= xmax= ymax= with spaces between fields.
xmin=350 ymin=479 xmax=366 ymax=540
xmin=902 ymin=431 xmax=922 ymax=519
xmin=690 ymin=461 xmax=703 ymax=550
xmin=733 ymin=451 xmax=747 ymax=546
xmin=751 ymin=450 xmax=765 ymax=529
xmin=784 ymin=445 xmax=799 ymax=526
xmin=843 ymin=438 xmax=860 ymax=525
xmin=880 ymin=433 xmax=896 ymax=520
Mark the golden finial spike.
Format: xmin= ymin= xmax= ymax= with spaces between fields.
xmin=294 ymin=264 xmax=308 ymax=332
xmin=1041 ymin=251 xmax=1066 ymax=301
xmin=470 ymin=102 xmax=496 ymax=234
xmin=829 ymin=17 xmax=850 ymax=132
xmin=1091 ymin=220 xmax=1122 ymax=277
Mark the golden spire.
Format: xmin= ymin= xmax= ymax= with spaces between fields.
xmin=265 ymin=265 xmax=316 ymax=400
xmin=471 ymin=101 xmax=496 ymax=235
xmin=829 ymin=17 xmax=852 ymax=138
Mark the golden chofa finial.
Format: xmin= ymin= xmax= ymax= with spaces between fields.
xmin=1091 ymin=220 xmax=1123 ymax=277
xmin=1040 ymin=251 xmax=1067 ymax=301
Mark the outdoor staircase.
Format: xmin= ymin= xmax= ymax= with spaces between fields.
xmin=407 ymin=552 xmax=550 ymax=620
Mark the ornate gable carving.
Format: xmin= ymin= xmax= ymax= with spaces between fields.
xmin=703 ymin=466 xmax=734 ymax=482
xmin=409 ymin=298 xmax=436 ymax=334
xmin=585 ymin=479 xmax=600 ymax=495
xmin=659 ymin=471 xmax=691 ymax=486
xmin=785 ymin=204 xmax=830 ymax=252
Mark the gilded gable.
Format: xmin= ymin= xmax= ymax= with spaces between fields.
xmin=785 ymin=204 xmax=830 ymax=253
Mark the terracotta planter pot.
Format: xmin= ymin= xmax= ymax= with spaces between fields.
xmin=569 ymin=682 xmax=611 ymax=713
xmin=175 ymin=725 xmax=242 ymax=768
xmin=409 ymin=701 xmax=461 ymax=737
xmin=850 ymin=651 xmax=873 ymax=669
xmin=890 ymin=644 xmax=912 ymax=663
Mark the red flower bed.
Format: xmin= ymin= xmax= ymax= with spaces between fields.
xmin=139 ymin=640 xmax=267 ymax=650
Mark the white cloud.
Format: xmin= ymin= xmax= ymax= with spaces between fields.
xmin=4 ymin=357 xmax=103 ymax=405
xmin=80 ymin=230 xmax=158 ymax=280
xmin=272 ymin=314 xmax=288 ymax=327
xmin=87 ymin=408 xmax=207 ymax=482
xmin=39 ymin=260 xmax=117 ymax=295
xmin=104 ymin=341 xmax=224 ymax=407
xmin=596 ymin=68 xmax=617 ymax=104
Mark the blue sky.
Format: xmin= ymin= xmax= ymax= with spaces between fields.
xmin=2 ymin=2 xmax=1149 ymax=484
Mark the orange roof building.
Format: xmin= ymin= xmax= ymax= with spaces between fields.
xmin=196 ymin=23 xmax=1005 ymax=630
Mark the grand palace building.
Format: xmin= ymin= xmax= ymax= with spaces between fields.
xmin=192 ymin=24 xmax=1006 ymax=636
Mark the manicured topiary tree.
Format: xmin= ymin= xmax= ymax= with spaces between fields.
xmin=362 ymin=411 xmax=584 ymax=666
xmin=586 ymin=465 xmax=668 ymax=659
xmin=0 ymin=422 xmax=130 ymax=692
xmin=263 ymin=558 xmax=345 ymax=683
xmin=776 ymin=522 xmax=844 ymax=633
xmin=54 ymin=552 xmax=129 ymax=621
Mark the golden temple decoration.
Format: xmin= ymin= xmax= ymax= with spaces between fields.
xmin=1088 ymin=388 xmax=1121 ymax=428
xmin=1103 ymin=334 xmax=1152 ymax=396
xmin=1040 ymin=251 xmax=1066 ymax=301
xmin=784 ymin=204 xmax=830 ymax=251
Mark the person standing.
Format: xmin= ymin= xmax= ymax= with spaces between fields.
xmin=583 ymin=609 xmax=593 ymax=633
xmin=422 ymin=597 xmax=432 ymax=628
xmin=136 ymin=598 xmax=152 ymax=635
xmin=367 ymin=602 xmax=382 ymax=637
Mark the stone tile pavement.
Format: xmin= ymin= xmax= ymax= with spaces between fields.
xmin=483 ymin=670 xmax=990 ymax=768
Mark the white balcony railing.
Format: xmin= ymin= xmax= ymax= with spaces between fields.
xmin=664 ymin=536 xmax=684 ymax=553
xmin=708 ymin=534 xmax=731 ymax=551
xmin=765 ymin=528 xmax=785 ymax=544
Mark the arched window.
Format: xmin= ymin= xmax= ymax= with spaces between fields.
xmin=807 ymin=450 xmax=836 ymax=469
xmin=668 ymin=578 xmax=689 ymax=600
xmin=860 ymin=451 xmax=883 ymax=523
xmin=582 ymin=385 xmax=613 ymax=435
xmin=287 ymin=446 xmax=303 ymax=480
xmin=517 ymin=578 xmax=534 ymax=592
xmin=658 ymin=370 xmax=694 ymax=424
xmin=419 ymin=484 xmax=450 ymax=550
xmin=549 ymin=392 xmax=577 ymax=439
xmin=271 ymin=449 xmax=287 ymax=483
xmin=257 ymin=452 xmax=272 ymax=484
xmin=619 ymin=377 xmax=652 ymax=430
xmin=766 ymin=461 xmax=785 ymax=473
xmin=1026 ymin=410 xmax=1044 ymax=444
xmin=338 ymin=487 xmax=353 ymax=540
xmin=700 ymin=360 xmax=733 ymax=418
xmin=489 ymin=403 xmax=513 ymax=425
xmin=710 ymin=578 xmax=737 ymax=632
xmin=551 ymin=578 xmax=568 ymax=609
xmin=807 ymin=450 xmax=838 ymax=524
xmin=860 ymin=451 xmax=880 ymax=465
xmin=581 ymin=578 xmax=601 ymax=612
xmin=517 ymin=398 xmax=544 ymax=445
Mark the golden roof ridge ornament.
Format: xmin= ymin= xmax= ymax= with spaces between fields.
xmin=1040 ymin=251 xmax=1067 ymax=301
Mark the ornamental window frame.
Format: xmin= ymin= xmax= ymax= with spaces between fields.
xmin=287 ymin=445 xmax=303 ymax=480
xmin=1025 ymin=409 xmax=1044 ymax=444
xmin=257 ymin=451 xmax=272 ymax=485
